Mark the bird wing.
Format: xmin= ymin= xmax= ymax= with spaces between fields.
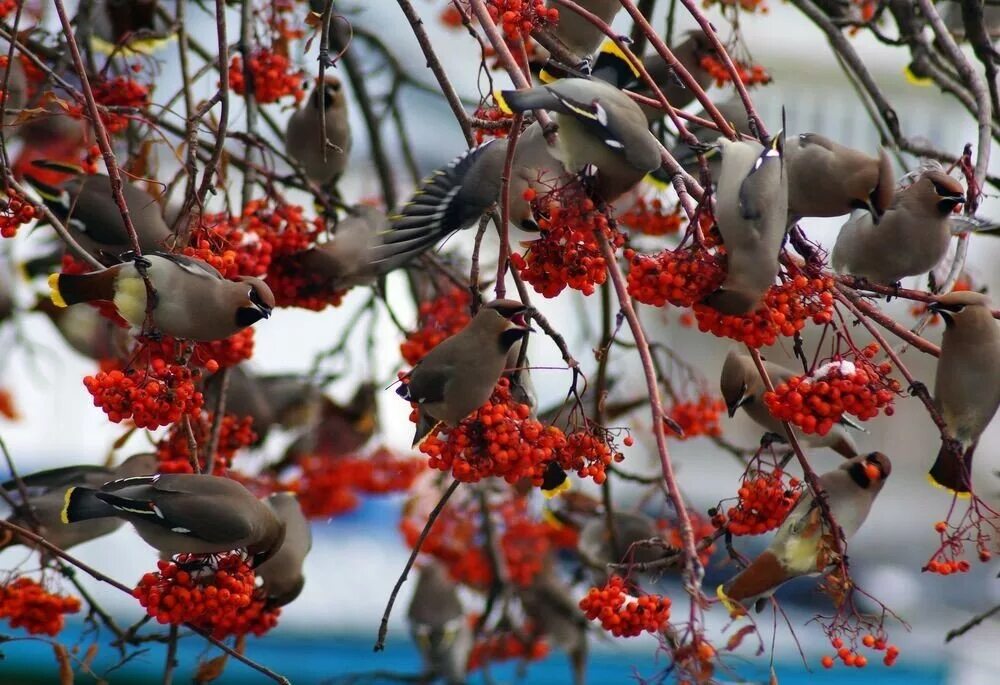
xmin=405 ymin=365 xmax=453 ymax=405
xmin=795 ymin=133 xmax=835 ymax=153
xmin=150 ymin=252 xmax=225 ymax=280
xmin=737 ymin=145 xmax=781 ymax=222
xmin=2 ymin=465 xmax=111 ymax=493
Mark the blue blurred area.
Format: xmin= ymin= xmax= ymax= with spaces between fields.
xmin=0 ymin=624 xmax=946 ymax=684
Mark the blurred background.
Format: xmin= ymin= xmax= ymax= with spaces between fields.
xmin=0 ymin=0 xmax=998 ymax=683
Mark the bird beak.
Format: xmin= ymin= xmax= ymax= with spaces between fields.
xmin=510 ymin=307 xmax=535 ymax=332
xmin=726 ymin=389 xmax=751 ymax=418
xmin=256 ymin=304 xmax=272 ymax=320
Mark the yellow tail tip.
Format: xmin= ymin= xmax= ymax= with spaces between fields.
xmin=598 ymin=39 xmax=640 ymax=79
xmin=715 ymin=584 xmax=744 ymax=616
xmin=494 ymin=90 xmax=513 ymax=116
xmin=903 ymin=65 xmax=933 ymax=87
xmin=538 ymin=68 xmax=556 ymax=84
xmin=541 ymin=477 xmax=572 ymax=499
xmin=925 ymin=472 xmax=972 ymax=499
xmin=91 ymin=33 xmax=176 ymax=57
xmin=47 ymin=273 xmax=67 ymax=308
xmin=541 ymin=507 xmax=564 ymax=528
xmin=60 ymin=486 xmax=76 ymax=524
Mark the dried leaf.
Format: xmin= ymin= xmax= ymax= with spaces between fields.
xmin=80 ymin=643 xmax=99 ymax=671
xmin=53 ymin=643 xmax=73 ymax=685
xmin=194 ymin=654 xmax=229 ymax=683
xmin=725 ymin=624 xmax=757 ymax=652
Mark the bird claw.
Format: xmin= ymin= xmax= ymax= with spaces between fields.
xmin=129 ymin=254 xmax=153 ymax=271
xmin=908 ymin=381 xmax=928 ymax=397
xmin=760 ymin=432 xmax=785 ymax=449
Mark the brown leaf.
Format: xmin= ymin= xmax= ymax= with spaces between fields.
xmin=725 ymin=624 xmax=758 ymax=652
xmin=80 ymin=643 xmax=99 ymax=671
xmin=53 ymin=643 xmax=73 ymax=685
xmin=194 ymin=654 xmax=229 ymax=683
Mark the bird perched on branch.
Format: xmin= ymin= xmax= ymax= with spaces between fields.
xmin=381 ymin=78 xmax=660 ymax=271
xmin=718 ymin=452 xmax=892 ymax=612
xmin=47 ymin=253 xmax=273 ymax=341
xmin=702 ymin=133 xmax=788 ymax=315
xmin=26 ymin=164 xmax=172 ymax=264
xmin=720 ymin=350 xmax=859 ymax=458
xmin=294 ymin=205 xmax=391 ymax=289
xmin=928 ymin=291 xmax=1000 ymax=494
xmin=408 ymin=561 xmax=472 ymax=685
xmin=255 ymin=493 xmax=312 ymax=607
xmin=831 ymin=170 xmax=965 ymax=285
xmin=91 ymin=0 xmax=175 ymax=55
xmin=398 ymin=299 xmax=533 ymax=446
xmin=0 ymin=453 xmax=156 ymax=553
xmin=784 ymin=133 xmax=894 ymax=221
xmin=61 ymin=473 xmax=286 ymax=565
xmin=285 ymin=74 xmax=351 ymax=190
xmin=577 ymin=511 xmax=665 ymax=584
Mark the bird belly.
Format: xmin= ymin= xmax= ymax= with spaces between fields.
xmin=779 ymin=534 xmax=821 ymax=575
xmin=113 ymin=275 xmax=148 ymax=327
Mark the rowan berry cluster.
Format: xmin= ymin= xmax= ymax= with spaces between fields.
xmin=440 ymin=3 xmax=463 ymax=27
xmin=84 ymin=76 xmax=150 ymax=134
xmin=620 ymin=197 xmax=685 ymax=236
xmin=0 ymin=1 xmax=16 ymax=19
xmin=155 ymin=412 xmax=256 ymax=474
xmin=486 ymin=0 xmax=558 ymax=40
xmin=0 ymin=577 xmax=80 ymax=636
xmin=472 ymin=104 xmax=513 ymax=143
xmin=183 ymin=216 xmax=273 ymax=279
xmin=821 ymin=635 xmax=900 ymax=669
xmin=693 ymin=275 xmax=835 ymax=347
xmin=511 ymin=190 xmax=624 ymax=297
xmin=764 ymin=357 xmax=899 ymax=435
xmin=665 ymin=395 xmax=726 ymax=439
xmin=467 ymin=622 xmax=550 ymax=670
xmin=400 ymin=288 xmax=472 ymax=365
xmin=699 ymin=55 xmax=772 ymax=85
xmin=625 ymin=247 xmax=727 ymax=308
xmin=924 ymin=519 xmax=991 ymax=574
xmin=290 ymin=451 xmax=425 ymax=519
xmin=579 ymin=575 xmax=672 ymax=637
xmin=0 ymin=191 xmax=36 ymax=238
xmin=717 ymin=469 xmax=802 ymax=536
xmin=192 ymin=329 xmax=256 ymax=369
xmin=84 ymin=359 xmax=203 ymax=430
xmin=228 ymin=50 xmax=305 ymax=104
xmin=133 ymin=554 xmax=279 ymax=639
xmin=557 ymin=427 xmax=624 ymax=486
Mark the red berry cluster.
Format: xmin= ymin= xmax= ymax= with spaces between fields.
xmin=228 ymin=50 xmax=305 ymax=104
xmin=0 ymin=191 xmax=36 ymax=238
xmin=472 ymin=104 xmax=513 ymax=144
xmin=664 ymin=395 xmax=725 ymax=439
xmin=486 ymin=0 xmax=558 ymax=40
xmin=698 ymin=55 xmax=772 ymax=85
xmin=0 ymin=577 xmax=80 ymax=636
xmin=924 ymin=520 xmax=992 ymax=574
xmin=155 ymin=412 xmax=256 ymax=475
xmin=290 ymin=450 xmax=425 ymax=519
xmin=183 ymin=215 xmax=273 ymax=279
xmin=400 ymin=288 xmax=472 ymax=365
xmin=558 ymin=427 xmax=624 ymax=486
xmin=192 ymin=329 xmax=256 ymax=369
xmin=133 ymin=554 xmax=279 ymax=639
xmin=510 ymin=190 xmax=624 ymax=297
xmin=0 ymin=387 xmax=17 ymax=420
xmin=81 ymin=76 xmax=150 ymax=134
xmin=84 ymin=358 xmax=203 ymax=429
xmin=440 ymin=3 xmax=464 ymax=27
xmin=620 ymin=197 xmax=684 ymax=236
xmin=0 ymin=1 xmax=16 ymax=18
xmin=822 ymin=635 xmax=900 ymax=669
xmin=764 ymin=356 xmax=899 ymax=435
xmin=625 ymin=247 xmax=726 ymax=308
xmin=579 ymin=575 xmax=672 ymax=637
xmin=467 ymin=621 xmax=550 ymax=670
xmin=693 ymin=275 xmax=835 ymax=347
xmin=717 ymin=469 xmax=802 ymax=536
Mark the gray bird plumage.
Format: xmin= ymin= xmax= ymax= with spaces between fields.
xmin=61 ymin=473 xmax=286 ymax=565
xmin=928 ymin=291 xmax=1000 ymax=493
xmin=518 ymin=563 xmax=588 ymax=685
xmin=720 ymin=350 xmax=859 ymax=458
xmin=401 ymin=299 xmax=532 ymax=446
xmin=285 ymin=75 xmax=351 ymax=188
xmin=703 ymin=134 xmax=788 ymax=315
xmin=49 ymin=253 xmax=274 ymax=342
xmin=549 ymin=0 xmax=624 ymax=61
xmin=831 ymin=170 xmax=965 ymax=285
xmin=256 ymin=493 xmax=312 ymax=607
xmin=297 ymin=205 xmax=392 ymax=289
xmin=408 ymin=561 xmax=471 ymax=685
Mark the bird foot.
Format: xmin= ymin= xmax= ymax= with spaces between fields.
xmin=908 ymin=381 xmax=928 ymax=398
xmin=127 ymin=253 xmax=153 ymax=271
xmin=760 ymin=432 xmax=785 ymax=449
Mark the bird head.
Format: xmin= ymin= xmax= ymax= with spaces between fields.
xmin=720 ymin=350 xmax=753 ymax=417
xmin=235 ymin=277 xmax=275 ymax=328
xmin=844 ymin=451 xmax=892 ymax=489
xmin=920 ymin=170 xmax=965 ymax=215
xmin=481 ymin=299 xmax=535 ymax=351
xmin=928 ymin=290 xmax=992 ymax=327
xmin=853 ymin=148 xmax=895 ymax=223
xmin=310 ymin=74 xmax=345 ymax=111
xmin=250 ymin=517 xmax=287 ymax=568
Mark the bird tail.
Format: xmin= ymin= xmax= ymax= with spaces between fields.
xmin=928 ymin=442 xmax=974 ymax=496
xmin=372 ymin=141 xmax=505 ymax=274
xmin=61 ymin=486 xmax=115 ymax=523
xmin=48 ymin=269 xmax=117 ymax=308
xmin=720 ymin=551 xmax=790 ymax=607
xmin=495 ymin=87 xmax=560 ymax=116
xmin=411 ymin=412 xmax=443 ymax=448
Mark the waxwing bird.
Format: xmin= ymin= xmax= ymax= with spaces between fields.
xmin=720 ymin=350 xmax=859 ymax=458
xmin=831 ymin=170 xmax=965 ymax=285
xmin=0 ymin=453 xmax=157 ymax=552
xmin=408 ymin=561 xmax=472 ymax=685
xmin=664 ymin=95 xmax=753 ymax=180
xmin=399 ymin=299 xmax=533 ymax=446
xmin=785 ymin=133 xmax=894 ymax=221
xmin=279 ymin=382 xmax=377 ymax=466
xmin=927 ymin=292 xmax=1000 ymax=493
xmin=549 ymin=0 xmax=624 ymax=63
xmin=255 ymin=493 xmax=312 ymax=607
xmin=285 ymin=75 xmax=351 ymax=188
xmin=47 ymin=252 xmax=274 ymax=341
xmin=34 ymin=294 xmax=132 ymax=361
xmin=376 ymin=124 xmax=566 ymax=272
xmin=939 ymin=0 xmax=1000 ymax=41
xmin=91 ymin=0 xmax=174 ymax=55
xmin=61 ymin=473 xmax=286 ymax=565
xmin=295 ymin=205 xmax=388 ymax=290
xmin=577 ymin=511 xmax=665 ymax=584
xmin=518 ymin=562 xmax=588 ymax=685
xmin=702 ymin=134 xmax=788 ymax=315
xmin=0 ymin=50 xmax=26 ymax=127
xmin=202 ymin=366 xmax=278 ymax=446
xmin=719 ymin=452 xmax=891 ymax=611
xmin=26 ymin=168 xmax=172 ymax=263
